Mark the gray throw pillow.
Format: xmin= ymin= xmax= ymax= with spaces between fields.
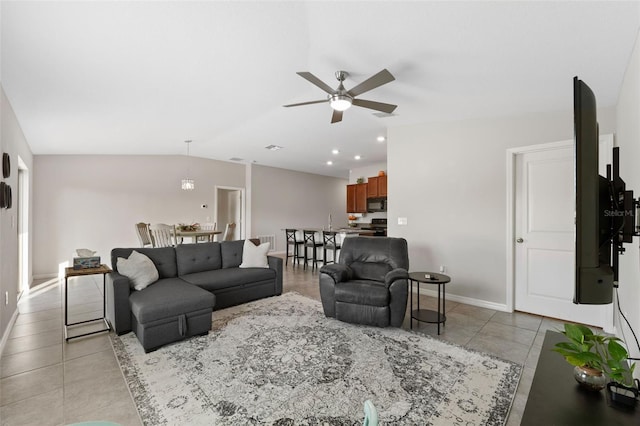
xmin=117 ymin=250 xmax=159 ymax=290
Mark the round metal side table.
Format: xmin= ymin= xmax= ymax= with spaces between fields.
xmin=409 ymin=271 xmax=451 ymax=335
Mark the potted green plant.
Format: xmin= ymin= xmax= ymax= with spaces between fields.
xmin=553 ymin=323 xmax=638 ymax=405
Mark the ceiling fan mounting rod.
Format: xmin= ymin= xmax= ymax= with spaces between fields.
xmin=335 ymin=70 xmax=349 ymax=82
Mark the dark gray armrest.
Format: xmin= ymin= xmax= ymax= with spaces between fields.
xmin=105 ymin=271 xmax=132 ymax=334
xmin=387 ymin=268 xmax=409 ymax=326
xmin=385 ymin=268 xmax=409 ymax=287
xmin=268 ymin=255 xmax=283 ymax=295
xmin=319 ymin=263 xmax=352 ymax=283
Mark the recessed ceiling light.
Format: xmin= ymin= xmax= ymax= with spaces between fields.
xmin=332 ymin=149 xmax=340 ymax=155
xmin=265 ymin=144 xmax=283 ymax=151
xmin=326 ymin=161 xmax=333 ymax=165
xmin=354 ymin=155 xmax=361 ymax=160
xmin=377 ymin=136 xmax=386 ymax=142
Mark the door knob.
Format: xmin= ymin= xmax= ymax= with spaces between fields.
xmin=516 ymin=238 xmax=524 ymax=243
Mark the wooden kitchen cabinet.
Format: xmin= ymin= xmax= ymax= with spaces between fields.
xmin=368 ymin=177 xmax=379 ymax=198
xmin=378 ymin=175 xmax=387 ymax=196
xmin=367 ymin=175 xmax=387 ymax=198
xmin=346 ymin=183 xmax=368 ymax=213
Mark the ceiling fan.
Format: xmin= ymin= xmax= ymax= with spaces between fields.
xmin=283 ymin=69 xmax=397 ymax=123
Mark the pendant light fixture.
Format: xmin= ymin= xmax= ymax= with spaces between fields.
xmin=181 ymin=140 xmax=195 ymax=191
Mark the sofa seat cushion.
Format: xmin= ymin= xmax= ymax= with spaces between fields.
xmin=129 ymin=278 xmax=215 ymax=324
xmin=335 ymin=280 xmax=389 ymax=307
xmin=180 ymin=267 xmax=275 ymax=292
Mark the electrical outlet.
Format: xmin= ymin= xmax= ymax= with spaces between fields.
xmin=440 ymin=265 xmax=446 ymax=273
xmin=398 ymin=217 xmax=408 ymax=226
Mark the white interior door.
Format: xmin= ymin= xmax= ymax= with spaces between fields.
xmin=514 ymin=143 xmax=607 ymax=327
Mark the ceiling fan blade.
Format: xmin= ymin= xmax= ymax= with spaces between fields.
xmin=283 ymin=99 xmax=329 ymax=108
xmin=331 ymin=109 xmax=343 ymax=123
xmin=347 ymin=69 xmax=395 ymax=97
xmin=297 ymin=72 xmax=335 ymax=94
xmin=352 ymin=98 xmax=397 ymax=114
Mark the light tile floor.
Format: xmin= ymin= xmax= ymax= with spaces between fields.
xmin=0 ymin=257 xmax=576 ymax=425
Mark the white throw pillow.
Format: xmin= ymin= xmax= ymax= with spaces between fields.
xmin=239 ymin=240 xmax=270 ymax=268
xmin=117 ymin=250 xmax=159 ymax=291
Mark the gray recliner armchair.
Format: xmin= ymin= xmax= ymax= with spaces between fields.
xmin=319 ymin=237 xmax=409 ymax=327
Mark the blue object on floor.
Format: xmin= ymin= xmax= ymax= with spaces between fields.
xmin=363 ymin=400 xmax=378 ymax=426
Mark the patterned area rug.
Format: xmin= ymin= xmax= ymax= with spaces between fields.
xmin=111 ymin=292 xmax=521 ymax=425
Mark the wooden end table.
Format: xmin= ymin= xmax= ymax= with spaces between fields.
xmin=64 ymin=264 xmax=112 ymax=341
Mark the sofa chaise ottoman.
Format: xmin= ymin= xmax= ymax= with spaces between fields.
xmin=129 ymin=279 xmax=214 ymax=352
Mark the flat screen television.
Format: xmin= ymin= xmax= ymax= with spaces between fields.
xmin=574 ymin=76 xmax=638 ymax=304
xmin=574 ymin=76 xmax=614 ymax=304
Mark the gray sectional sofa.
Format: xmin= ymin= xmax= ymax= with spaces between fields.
xmin=106 ymin=240 xmax=283 ymax=352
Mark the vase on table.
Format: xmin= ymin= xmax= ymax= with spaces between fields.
xmin=573 ymin=365 xmax=606 ymax=391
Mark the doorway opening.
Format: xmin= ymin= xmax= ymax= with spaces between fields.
xmin=215 ymin=186 xmax=245 ymax=240
xmin=17 ymin=156 xmax=30 ymax=298
xmin=506 ymin=136 xmax=614 ymax=331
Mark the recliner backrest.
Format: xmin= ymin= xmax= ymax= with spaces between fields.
xmin=340 ymin=237 xmax=409 ymax=282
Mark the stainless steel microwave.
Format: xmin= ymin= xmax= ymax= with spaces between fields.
xmin=367 ymin=197 xmax=387 ymax=212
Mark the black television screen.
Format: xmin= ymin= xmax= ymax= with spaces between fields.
xmin=574 ymin=76 xmax=614 ymax=304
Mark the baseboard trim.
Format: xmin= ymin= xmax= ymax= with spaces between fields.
xmin=411 ymin=287 xmax=509 ymax=313
xmin=33 ymin=273 xmax=58 ymax=281
xmin=0 ymin=308 xmax=19 ymax=359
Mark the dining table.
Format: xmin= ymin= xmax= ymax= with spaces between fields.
xmin=174 ymin=229 xmax=222 ymax=243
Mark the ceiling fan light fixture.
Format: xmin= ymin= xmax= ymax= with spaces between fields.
xmin=329 ymin=94 xmax=352 ymax=111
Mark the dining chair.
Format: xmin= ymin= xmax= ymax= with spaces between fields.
xmin=322 ymin=230 xmax=342 ymax=265
xmin=198 ymin=222 xmax=217 ymax=242
xmin=149 ymin=223 xmax=177 ymax=247
xmin=285 ymin=229 xmax=304 ymax=266
xmin=135 ymin=222 xmax=154 ymax=247
xmin=222 ymin=222 xmax=236 ymax=241
xmin=303 ymin=230 xmax=323 ymax=271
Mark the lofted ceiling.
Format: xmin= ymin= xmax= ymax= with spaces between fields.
xmin=1 ymin=1 xmax=639 ymax=178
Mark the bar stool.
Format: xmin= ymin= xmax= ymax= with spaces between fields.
xmin=303 ymin=230 xmax=323 ymax=271
xmin=322 ymin=231 xmax=342 ymax=265
xmin=285 ymin=229 xmax=304 ymax=266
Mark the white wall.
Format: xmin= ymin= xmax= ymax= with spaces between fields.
xmin=32 ymin=155 xmax=245 ymax=276
xmin=615 ymin=28 xmax=640 ymax=361
xmin=1 ymin=86 xmax=34 ymax=342
xmin=388 ymin=108 xmax=616 ymax=307
xmin=349 ymin=162 xmax=387 ymax=184
xmin=250 ymin=164 xmax=347 ymax=252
